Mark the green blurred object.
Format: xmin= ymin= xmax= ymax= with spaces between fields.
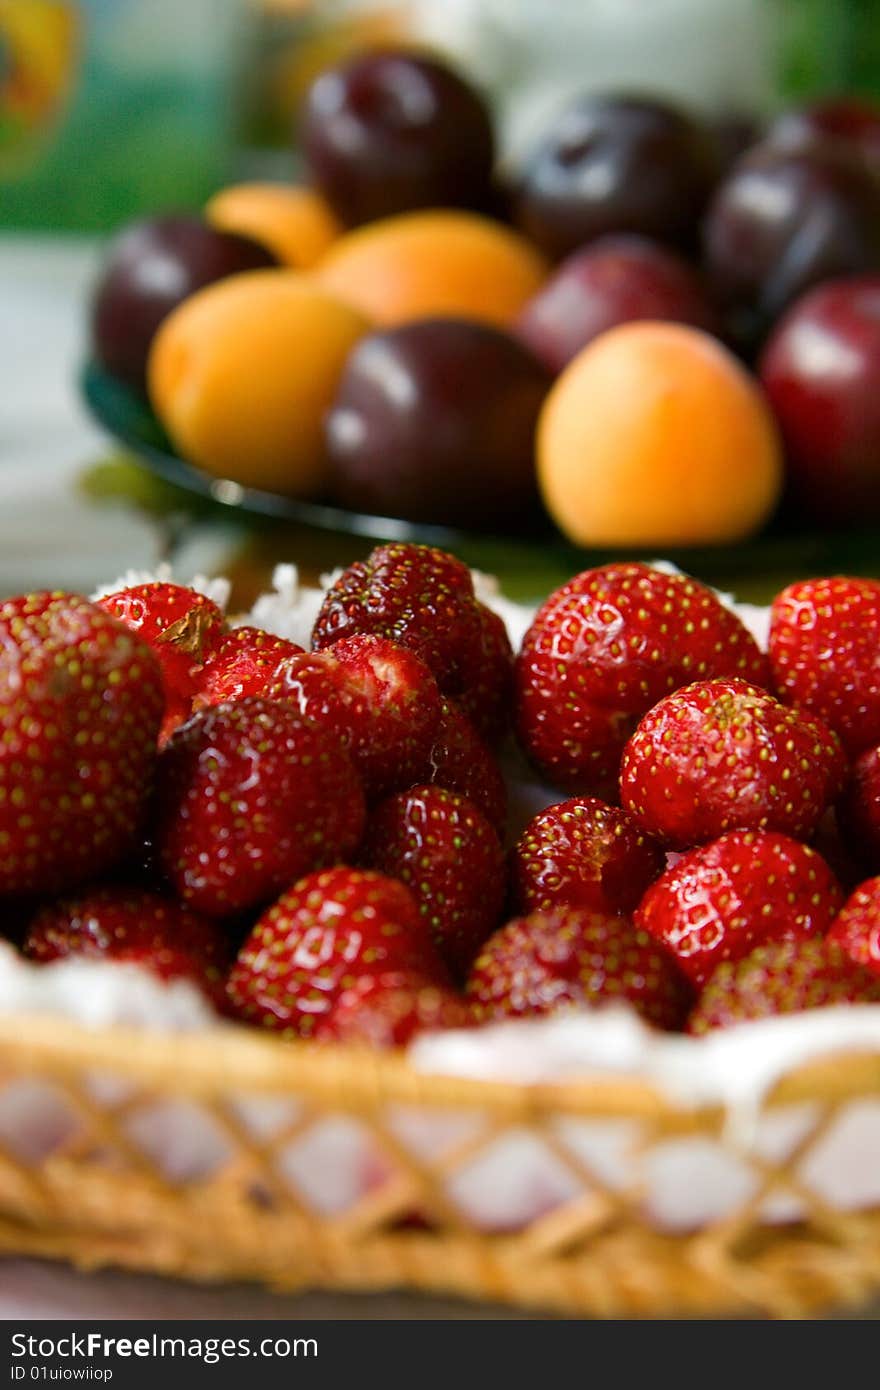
xmin=0 ymin=0 xmax=249 ymax=232
xmin=780 ymin=0 xmax=880 ymax=101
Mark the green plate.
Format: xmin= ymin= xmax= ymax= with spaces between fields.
xmin=79 ymin=361 xmax=547 ymax=549
xmin=80 ymin=361 xmax=880 ymax=605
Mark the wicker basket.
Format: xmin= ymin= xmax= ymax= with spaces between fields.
xmin=2 ymin=1014 xmax=880 ymax=1318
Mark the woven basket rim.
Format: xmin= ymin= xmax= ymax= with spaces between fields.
xmin=4 ymin=1011 xmax=880 ymax=1128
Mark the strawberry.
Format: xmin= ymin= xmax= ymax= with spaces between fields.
xmin=466 ymin=906 xmax=690 ymax=1030
xmin=837 ymin=745 xmax=880 ymax=871
xmin=688 ymin=938 xmax=880 ymax=1034
xmin=226 ymin=868 xmax=446 ymax=1036
xmin=23 ymin=886 xmax=228 ymax=1005
xmin=312 ymin=543 xmax=513 ymax=739
xmin=327 ymin=635 xmax=442 ymax=799
xmin=510 ymin=797 xmax=665 ymax=917
xmin=515 ymin=563 xmax=769 ymax=793
xmin=316 ymin=971 xmax=473 ymax=1047
xmin=361 ymin=785 xmax=506 ymax=976
xmin=199 ymin=632 xmax=442 ymax=802
xmin=769 ymin=576 xmax=880 ymax=755
xmin=192 ymin=626 xmax=304 ymax=711
xmin=620 ymin=678 xmax=845 ymax=849
xmin=635 ymin=830 xmax=844 ymax=987
xmin=423 ymin=698 xmax=507 ymax=832
xmin=155 ymin=698 xmax=366 ymax=917
xmin=0 ymin=592 xmax=163 ymax=895
xmin=828 ymin=877 xmax=880 ymax=977
xmin=97 ymin=582 xmax=225 ymax=742
xmin=457 ymin=602 xmax=514 ymax=739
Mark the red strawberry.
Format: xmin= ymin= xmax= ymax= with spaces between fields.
xmin=769 ymin=576 xmax=880 ymax=755
xmin=97 ymin=582 xmax=225 ymax=741
xmin=511 ymin=797 xmax=664 ymax=917
xmin=424 ymin=698 xmax=507 ymax=832
xmin=688 ymin=938 xmax=880 ymax=1034
xmin=828 ymin=877 xmax=880 ymax=977
xmin=327 ymin=634 xmax=442 ymax=798
xmin=515 ymin=563 xmax=769 ymax=792
xmin=192 ymin=626 xmax=304 ymax=711
xmin=316 ymin=971 xmax=473 ymax=1047
xmin=809 ymin=809 xmax=864 ymax=893
xmin=636 ymin=830 xmax=843 ymax=987
xmin=226 ymin=868 xmax=446 ymax=1036
xmin=361 ymin=785 xmax=505 ymax=976
xmin=312 ymin=543 xmax=513 ymax=738
xmin=620 ymin=678 xmax=845 ymax=849
xmin=837 ymin=744 xmax=880 ymax=871
xmin=201 ymin=634 xmax=442 ymax=802
xmin=458 ymin=601 xmax=514 ymax=738
xmin=0 ymin=592 xmax=163 ymax=895
xmin=155 ymin=698 xmax=365 ymax=917
xmin=23 ymin=887 xmax=228 ymax=1005
xmin=466 ymin=906 xmax=690 ymax=1030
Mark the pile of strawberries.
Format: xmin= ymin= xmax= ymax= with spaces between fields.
xmin=5 ymin=546 xmax=880 ymax=1047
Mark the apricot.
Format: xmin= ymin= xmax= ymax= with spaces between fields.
xmin=537 ymin=322 xmax=783 ymax=548
xmin=316 ymin=210 xmax=548 ymax=328
xmin=148 ymin=270 xmax=368 ymax=497
xmin=205 ymin=183 xmax=342 ymax=269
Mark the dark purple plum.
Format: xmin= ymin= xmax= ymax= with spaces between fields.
xmin=710 ymin=111 xmax=762 ymax=174
xmin=767 ymin=96 xmax=880 ymax=175
xmin=513 ymin=94 xmax=717 ymax=261
xmin=516 ymin=233 xmax=719 ymax=374
xmin=90 ymin=215 xmax=276 ymax=394
xmin=325 ymin=318 xmax=551 ymax=530
xmin=759 ymin=274 xmax=880 ymax=522
xmin=301 ymin=49 xmax=495 ymax=227
xmin=703 ymin=140 xmax=880 ymax=348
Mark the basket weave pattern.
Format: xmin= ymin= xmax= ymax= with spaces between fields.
xmin=2 ymin=1016 xmax=880 ymax=1318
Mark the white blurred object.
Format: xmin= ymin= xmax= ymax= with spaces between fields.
xmin=412 ymin=0 xmax=776 ymax=160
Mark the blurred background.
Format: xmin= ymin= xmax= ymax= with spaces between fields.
xmin=1 ymin=0 xmax=879 ymax=606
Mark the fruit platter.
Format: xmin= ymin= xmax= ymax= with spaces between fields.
xmin=83 ymin=49 xmax=880 ymax=558
xmin=7 ymin=41 xmax=880 ymax=1321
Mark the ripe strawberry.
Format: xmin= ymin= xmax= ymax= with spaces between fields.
xmin=837 ymin=745 xmax=880 ymax=871
xmin=312 ymin=543 xmax=513 ymax=739
xmin=198 ymin=632 xmax=442 ymax=802
xmin=466 ymin=906 xmax=690 ymax=1030
xmin=327 ymin=635 xmax=442 ymax=798
xmin=361 ymin=785 xmax=505 ymax=976
xmin=192 ymin=626 xmax=304 ymax=711
xmin=23 ymin=887 xmax=228 ymax=1005
xmin=226 ymin=868 xmax=446 ymax=1036
xmin=688 ymin=938 xmax=880 ymax=1034
xmin=0 ymin=592 xmax=163 ymax=895
xmin=423 ymin=698 xmax=507 ymax=832
xmin=97 ymin=582 xmax=225 ymax=741
xmin=155 ymin=698 xmax=365 ymax=917
xmin=620 ymin=678 xmax=845 ymax=849
xmin=510 ymin=797 xmax=665 ymax=917
xmin=457 ymin=602 xmax=514 ymax=739
xmin=635 ymin=830 xmax=843 ymax=987
xmin=769 ymin=576 xmax=880 ymax=755
xmin=316 ymin=971 xmax=473 ymax=1047
xmin=828 ymin=877 xmax=880 ymax=977
xmin=515 ymin=563 xmax=769 ymax=792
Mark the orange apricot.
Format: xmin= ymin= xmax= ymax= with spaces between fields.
xmin=316 ymin=210 xmax=548 ymax=328
xmin=205 ymin=183 xmax=342 ymax=269
xmin=537 ymin=321 xmax=783 ymax=548
xmin=148 ymin=270 xmax=368 ymax=497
